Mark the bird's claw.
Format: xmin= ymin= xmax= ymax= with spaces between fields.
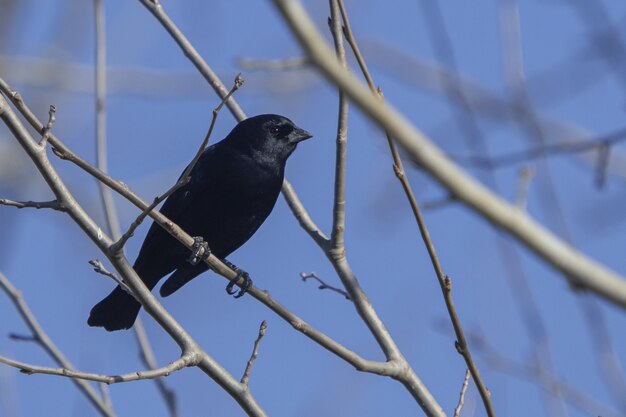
xmin=188 ymin=236 xmax=211 ymax=265
xmin=224 ymin=261 xmax=252 ymax=298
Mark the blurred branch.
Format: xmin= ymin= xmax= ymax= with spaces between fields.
xmin=237 ymin=56 xmax=308 ymax=70
xmin=271 ymin=0 xmax=626 ymax=310
xmin=94 ymin=0 xmax=120 ymax=243
xmin=133 ymin=321 xmax=179 ymax=417
xmin=0 ymin=271 xmax=116 ymax=417
xmin=92 ymin=2 xmax=180 ymax=414
xmin=468 ymin=331 xmax=624 ymax=417
xmin=461 ymin=126 xmax=626 ymax=169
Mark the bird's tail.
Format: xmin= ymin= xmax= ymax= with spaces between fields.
xmin=87 ymin=286 xmax=141 ymax=331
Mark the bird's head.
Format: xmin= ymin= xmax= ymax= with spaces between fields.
xmin=226 ymin=114 xmax=312 ymax=167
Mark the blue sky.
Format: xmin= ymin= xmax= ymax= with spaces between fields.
xmin=1 ymin=1 xmax=626 ymax=417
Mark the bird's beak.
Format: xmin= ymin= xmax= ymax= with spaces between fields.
xmin=292 ymin=127 xmax=313 ymax=143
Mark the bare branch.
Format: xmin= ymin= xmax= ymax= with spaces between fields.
xmin=328 ymin=0 xmax=348 ymax=253
xmin=39 ymin=105 xmax=55 ymax=147
xmin=300 ymin=272 xmax=350 ymax=300
xmin=0 ymin=198 xmax=65 ymax=211
xmin=453 ymin=369 xmax=471 ymax=417
xmin=134 ymin=318 xmax=180 ymax=417
xmin=237 ymin=56 xmax=308 ymax=70
xmin=0 ymin=354 xmax=194 ymax=385
xmin=241 ymin=321 xmax=268 ymax=386
xmin=88 ymin=259 xmax=132 ymax=295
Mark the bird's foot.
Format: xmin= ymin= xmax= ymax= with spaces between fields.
xmin=224 ymin=260 xmax=253 ymax=298
xmin=187 ymin=236 xmax=211 ymax=265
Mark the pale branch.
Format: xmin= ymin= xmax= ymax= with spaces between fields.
xmin=336 ymin=2 xmax=495 ymax=415
xmin=453 ymin=369 xmax=471 ymax=417
xmin=0 ymin=354 xmax=193 ymax=385
xmin=134 ymin=318 xmax=180 ymax=417
xmin=0 ymin=271 xmax=116 ymax=417
xmin=328 ymin=0 xmax=348 ymax=252
xmin=93 ymin=0 xmax=120 ymax=243
xmin=241 ymin=321 xmax=268 ymax=386
xmin=0 ymin=198 xmax=65 ymax=211
xmin=271 ymin=0 xmax=626 ymax=310
xmin=89 ymin=259 xmax=132 ymax=295
xmin=300 ymin=272 xmax=350 ymax=300
xmin=471 ymin=332 xmax=624 ymax=417
xmin=39 ymin=104 xmax=55 ymax=147
xmin=514 ymin=167 xmax=534 ymax=210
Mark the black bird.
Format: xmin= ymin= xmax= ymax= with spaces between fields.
xmin=88 ymin=114 xmax=312 ymax=331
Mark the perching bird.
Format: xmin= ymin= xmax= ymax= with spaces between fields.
xmin=88 ymin=114 xmax=312 ymax=331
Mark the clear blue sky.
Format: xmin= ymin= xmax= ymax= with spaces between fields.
xmin=1 ymin=1 xmax=625 ymax=416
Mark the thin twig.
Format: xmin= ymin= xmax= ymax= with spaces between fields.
xmin=134 ymin=319 xmax=180 ymax=417
xmin=109 ymin=74 xmax=243 ymax=253
xmin=300 ymin=272 xmax=350 ymax=300
xmin=39 ymin=105 xmax=55 ymax=147
xmin=0 ymin=354 xmax=194 ymax=385
xmin=336 ymin=1 xmax=495 ymax=415
xmin=92 ymin=3 xmax=180 ymax=415
xmin=241 ymin=321 xmax=268 ymax=386
xmin=328 ymin=0 xmax=348 ymax=253
xmin=89 ymin=259 xmax=132 ymax=295
xmin=94 ymin=0 xmax=121 ymax=243
xmin=237 ymin=56 xmax=308 ymax=70
xmin=0 ymin=198 xmax=65 ymax=211
xmin=0 ymin=271 xmax=116 ymax=417
xmin=453 ymin=369 xmax=471 ymax=417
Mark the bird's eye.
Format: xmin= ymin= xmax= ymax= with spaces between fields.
xmin=269 ymin=125 xmax=280 ymax=135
